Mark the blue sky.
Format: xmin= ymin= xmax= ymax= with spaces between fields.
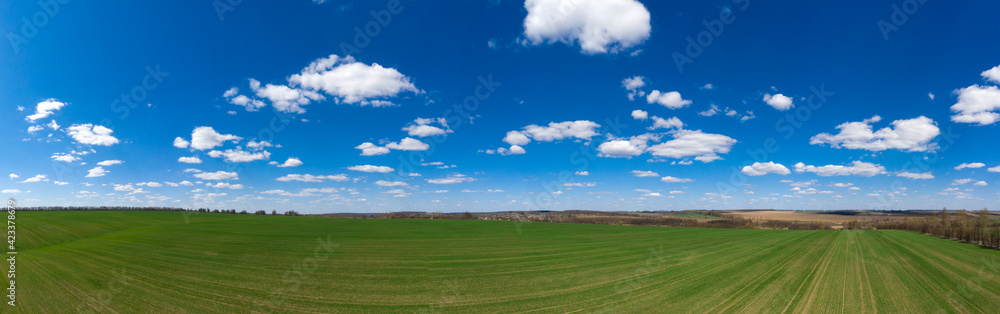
xmin=2 ymin=0 xmax=999 ymax=213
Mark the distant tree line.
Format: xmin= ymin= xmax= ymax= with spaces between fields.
xmin=845 ymin=208 xmax=1000 ymax=249
xmin=19 ymin=206 xmax=303 ymax=216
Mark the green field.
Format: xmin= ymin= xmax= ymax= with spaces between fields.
xmin=10 ymin=211 xmax=1000 ymax=312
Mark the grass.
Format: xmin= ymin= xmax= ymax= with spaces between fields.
xmin=671 ymin=213 xmax=722 ymax=219
xmin=10 ymin=211 xmax=1000 ymax=312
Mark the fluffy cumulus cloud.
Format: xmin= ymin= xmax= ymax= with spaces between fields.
xmin=631 ymin=109 xmax=648 ymax=120
xmin=223 ymin=87 xmax=267 ymax=112
xmin=522 ymin=0 xmax=651 ymax=54
xmin=189 ymin=126 xmax=241 ymax=150
xmin=647 ymin=129 xmax=737 ymax=162
xmin=955 ymin=162 xmax=985 ymax=170
xmin=763 ymin=93 xmax=793 ymax=110
xmin=497 ymin=120 xmax=601 ymax=155
xmin=896 ymin=171 xmax=934 ymax=180
xmin=208 ymin=148 xmax=270 ymax=163
xmin=402 ymin=117 xmax=452 ymax=137
xmin=173 ymin=137 xmax=190 ymax=148
xmin=427 ymin=174 xmax=475 ymax=184
xmin=741 ymin=162 xmax=791 ymax=176
xmin=810 ymin=116 xmax=940 ymax=152
xmin=983 ymin=65 xmax=1000 ymax=84
xmin=950 ymin=85 xmax=1000 ymax=125
xmin=274 ymin=157 xmax=303 ymax=168
xmin=85 ymin=167 xmax=109 ymax=177
xmin=26 ymin=99 xmax=66 ymax=122
xmin=178 ymin=156 xmax=202 ymax=164
xmin=193 ymin=171 xmax=239 ymax=181
xmin=51 ymin=153 xmax=80 ymax=163
xmin=67 ymin=124 xmax=120 ymax=146
xmin=355 ymin=142 xmax=391 ymax=156
xmin=649 ymin=116 xmax=683 ymax=130
xmin=287 ymin=55 xmax=421 ymax=107
xmin=386 ymin=137 xmax=430 ymax=151
xmin=597 ymin=133 xmax=656 ymax=158
xmin=646 ymin=90 xmax=692 ymax=109
xmin=347 ymin=165 xmax=394 ymax=173
xmin=276 ymin=174 xmax=348 ymax=182
xmin=793 ymin=161 xmax=886 ymax=177
xmin=20 ymin=174 xmax=47 ymax=183
xmin=631 ymin=170 xmax=658 ymax=177
xmin=623 ymin=76 xmax=646 ymax=100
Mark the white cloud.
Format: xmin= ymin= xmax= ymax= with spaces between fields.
xmin=983 ymin=65 xmax=1000 ymax=84
xmin=285 ymin=55 xmax=421 ymax=107
xmin=741 ymin=162 xmax=791 ymax=176
xmin=928 ymin=93 xmax=935 ymax=100
xmin=96 ymin=160 xmax=124 ymax=166
xmin=793 ymin=161 xmax=886 ymax=177
xmin=27 ymin=125 xmax=43 ymax=133
xmin=632 ymin=170 xmax=658 ymax=177
xmin=46 ymin=119 xmax=60 ymax=131
xmin=522 ymin=0 xmax=650 ymax=54
xmin=503 ymin=131 xmax=531 ymax=146
xmin=810 ymin=116 xmax=940 ymax=152
xmin=85 ymin=167 xmax=109 ymax=178
xmin=522 ymin=120 xmax=601 ymax=142
xmin=375 ymin=180 xmax=408 ymax=187
xmin=386 ymin=137 xmax=429 ymax=151
xmin=1 ymin=189 xmax=21 ymax=194
xmin=355 ymin=142 xmax=390 ymax=156
xmin=952 ymin=178 xmax=974 ymax=185
xmin=347 ymin=165 xmax=394 ymax=173
xmin=173 ymin=137 xmax=190 ymax=148
xmin=649 ymin=116 xmax=683 ymax=130
xmin=496 ymin=145 xmax=526 ymax=155
xmin=896 ymin=172 xmax=934 ymax=180
xmin=661 ymin=176 xmax=693 ymax=183
xmin=210 ymin=182 xmax=244 ymax=190
xmin=989 ymin=166 xmax=1000 ymax=173
xmin=275 ymin=157 xmax=303 ymax=168
xmin=699 ymin=104 xmax=720 ymax=117
xmin=763 ymin=93 xmax=793 ymax=110
xmin=190 ymin=126 xmax=241 ymax=150
xmin=631 ymin=109 xmax=648 ymax=120
xmin=597 ymin=138 xmax=646 ymax=158
xmin=193 ymin=171 xmax=239 ymax=181
xmin=275 ymin=173 xmax=348 ymax=182
xmin=26 ymin=99 xmax=66 ymax=122
xmin=563 ymin=182 xmax=596 ymax=187
xmin=223 ymin=87 xmax=267 ymax=112
xmin=248 ymin=79 xmax=321 ymax=114
xmin=67 ymin=124 xmax=119 ymax=146
xmin=575 ymin=171 xmax=589 ymax=176
xmin=51 ymin=153 xmax=80 ymax=163
xmin=646 ymin=90 xmax=692 ymax=109
xmin=402 ymin=117 xmax=451 ymax=137
xmin=19 ymin=174 xmax=47 ymax=183
xmin=139 ymin=182 xmax=163 ymax=188
xmin=950 ymin=85 xmax=1000 ymax=125
xmin=427 ymin=174 xmax=475 ymax=184
xmin=8 ymin=174 xmax=18 ymax=180
xmin=178 ymin=156 xmax=202 ymax=164
xmin=955 ymin=162 xmax=985 ymax=170
xmin=647 ymin=129 xmax=737 ymax=163
xmin=623 ymin=76 xmax=646 ymax=100
xmin=208 ymin=148 xmax=270 ymax=162
xmin=974 ymin=181 xmax=989 ymax=186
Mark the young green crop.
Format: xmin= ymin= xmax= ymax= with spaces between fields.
xmin=9 ymin=211 xmax=1000 ymax=312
